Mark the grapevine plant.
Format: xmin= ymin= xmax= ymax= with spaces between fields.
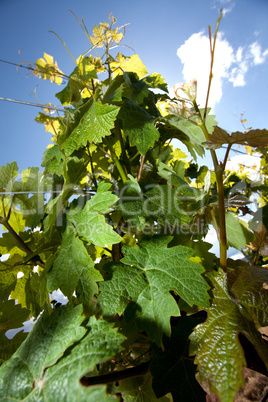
xmin=1 ymin=12 xmax=268 ymax=401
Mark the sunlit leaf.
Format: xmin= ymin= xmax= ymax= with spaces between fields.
xmin=62 ymin=101 xmax=120 ymax=156
xmin=56 ymin=57 xmax=97 ymax=105
xmin=0 ymin=161 xmax=18 ymax=191
xmin=35 ymin=52 xmax=63 ymax=85
xmin=111 ymin=53 xmax=148 ymax=79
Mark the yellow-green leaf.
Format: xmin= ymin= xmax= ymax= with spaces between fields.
xmin=111 ymin=53 xmax=148 ymax=79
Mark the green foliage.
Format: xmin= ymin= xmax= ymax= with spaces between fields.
xmin=1 ymin=12 xmax=268 ymax=402
xmin=62 ymin=101 xmax=120 ymax=155
xmin=0 ymin=305 xmax=125 ymax=400
xmin=190 ymin=267 xmax=268 ymax=401
xmin=99 ymin=237 xmax=209 ymax=344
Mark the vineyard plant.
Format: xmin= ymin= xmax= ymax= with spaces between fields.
xmin=1 ymin=12 xmax=268 ymax=401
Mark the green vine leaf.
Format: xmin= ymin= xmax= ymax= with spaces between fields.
xmin=0 ymin=161 xmax=18 ymax=191
xmin=0 ymin=305 xmax=124 ymax=400
xmin=189 ymin=268 xmax=268 ymax=402
xmin=141 ymin=72 xmax=168 ymax=93
xmin=42 ymin=144 xmax=64 ymax=175
xmin=61 ymin=101 xmax=120 ymax=156
xmin=56 ymin=56 xmax=97 ymax=105
xmin=99 ymin=236 xmax=210 ymax=344
xmin=68 ymin=182 xmax=122 ymax=247
xmin=158 ymin=116 xmax=205 ymax=159
xmin=63 ymin=156 xmax=88 ymax=186
xmin=47 ymin=227 xmax=103 ymax=302
xmin=225 ymin=211 xmax=254 ymax=250
xmin=211 ymin=211 xmax=254 ymax=251
xmin=164 ymin=115 xmax=207 ymax=148
xmin=119 ymin=99 xmax=159 ymax=155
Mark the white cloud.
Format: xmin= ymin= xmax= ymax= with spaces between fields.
xmin=249 ymin=42 xmax=267 ymax=65
xmin=176 ymin=31 xmax=234 ymax=108
xmin=226 ymin=153 xmax=261 ymax=181
xmin=176 ymin=32 xmax=268 ymax=108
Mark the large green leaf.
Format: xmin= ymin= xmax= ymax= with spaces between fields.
xmin=225 ymin=212 xmax=254 ymax=250
xmin=164 ymin=115 xmax=207 ymax=147
xmin=61 ymin=101 xmax=120 ymax=156
xmin=63 ymin=156 xmax=88 ymax=186
xmin=158 ymin=117 xmax=205 ymax=159
xmin=0 ymin=161 xmax=18 ymax=191
xmin=189 ymin=268 xmax=268 ymax=402
xmin=99 ymin=236 xmax=210 ymax=344
xmin=42 ymin=144 xmax=64 ymax=176
xmin=0 ymin=305 xmax=124 ymax=401
xmin=150 ymin=316 xmax=206 ymax=401
xmin=68 ymin=182 xmax=122 ymax=247
xmin=119 ymin=99 xmax=159 ymax=155
xmin=47 ymin=228 xmax=103 ymax=302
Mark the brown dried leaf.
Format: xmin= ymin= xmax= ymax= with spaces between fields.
xmin=204 ymin=127 xmax=268 ymax=149
xmin=247 ymin=222 xmax=268 ymax=257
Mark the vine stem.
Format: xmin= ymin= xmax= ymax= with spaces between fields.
xmin=0 ymin=216 xmax=32 ymax=255
xmin=49 ymin=31 xmax=77 ymax=65
xmin=203 ymin=9 xmax=223 ymax=122
xmin=191 ymin=10 xmax=227 ymax=271
xmin=80 ymin=360 xmax=150 ymax=386
xmin=192 ymin=100 xmax=227 ymax=271
xmin=87 ymin=146 xmax=98 ymax=189
xmin=104 ymin=138 xmax=128 ymax=183
xmin=0 ymin=215 xmax=45 ymax=269
xmin=138 ymin=155 xmax=146 ymax=182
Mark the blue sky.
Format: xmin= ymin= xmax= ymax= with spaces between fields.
xmin=0 ymin=0 xmax=267 ymax=171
